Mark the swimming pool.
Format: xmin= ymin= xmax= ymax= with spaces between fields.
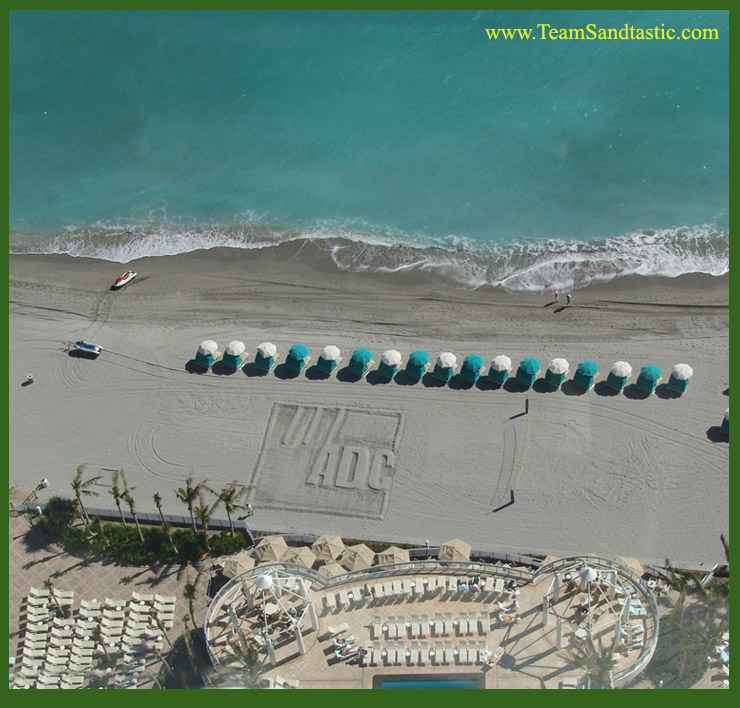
xmin=374 ymin=674 xmax=483 ymax=689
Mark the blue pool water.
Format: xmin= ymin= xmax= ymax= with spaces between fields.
xmin=381 ymin=679 xmax=480 ymax=689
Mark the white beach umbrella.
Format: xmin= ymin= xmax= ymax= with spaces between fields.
xmin=724 ymin=408 xmax=729 ymax=423
xmin=339 ymin=543 xmax=375 ymax=571
xmin=320 ymin=344 xmax=341 ymax=361
xmin=548 ymin=358 xmax=569 ymax=375
xmin=257 ymin=341 xmax=277 ymax=358
xmin=316 ymin=562 xmax=345 ymax=578
xmin=225 ymin=340 xmax=246 ymax=357
xmin=438 ymin=538 xmax=472 ymax=562
xmin=283 ymin=546 xmax=318 ymax=569
xmin=491 ymin=355 xmax=512 ymax=372
xmin=311 ymin=535 xmax=345 ymax=562
xmin=671 ymin=363 xmax=694 ymax=381
xmin=381 ymin=349 xmax=402 ymax=366
xmin=221 ymin=550 xmax=256 ymax=579
xmin=253 ymin=536 xmax=288 ymax=563
xmin=377 ymin=546 xmax=410 ymax=565
xmin=436 ymin=352 xmax=457 ymax=369
xmin=611 ymin=361 xmax=632 ymax=378
xmin=198 ymin=340 xmax=218 ymax=355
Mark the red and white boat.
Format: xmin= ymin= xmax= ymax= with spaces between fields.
xmin=112 ymin=270 xmax=137 ymax=289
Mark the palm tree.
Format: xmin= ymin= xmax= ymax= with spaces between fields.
xmin=183 ymin=579 xmax=198 ymax=627
xmin=176 ymin=473 xmax=207 ymax=533
xmin=91 ymin=515 xmax=110 ymax=548
xmin=566 ymin=636 xmax=614 ymax=689
xmin=109 ymin=470 xmax=127 ymax=526
xmin=212 ymin=482 xmax=250 ymax=537
xmin=43 ymin=578 xmax=64 ymax=618
xmin=194 ymin=493 xmax=215 ymax=553
xmin=71 ymin=464 xmax=102 ymax=527
xmin=153 ymin=493 xmax=178 ymax=554
xmin=123 ymin=489 xmax=144 ymax=543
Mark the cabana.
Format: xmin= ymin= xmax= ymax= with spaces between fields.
xmin=573 ymin=360 xmax=598 ymax=391
xmin=254 ymin=342 xmax=278 ymax=372
xmin=285 ymin=344 xmax=311 ymax=374
xmin=348 ymin=348 xmax=374 ymax=378
xmin=636 ymin=364 xmax=661 ymax=395
xmin=222 ymin=340 xmax=248 ymax=371
xmin=515 ymin=357 xmax=540 ymax=388
xmin=606 ymin=361 xmax=632 ymax=391
xmin=720 ymin=409 xmax=729 ymax=438
xmin=488 ymin=355 xmax=512 ymax=385
xmin=545 ymin=358 xmax=569 ymax=389
xmin=405 ymin=350 xmax=430 ymax=381
xmin=317 ymin=345 xmax=342 ymax=375
xmin=377 ymin=350 xmax=402 ymax=380
xmin=667 ymin=364 xmax=693 ymax=394
xmin=195 ymin=340 xmax=221 ymax=370
xmin=460 ymin=354 xmax=485 ymax=384
xmin=433 ymin=352 xmax=457 ymax=382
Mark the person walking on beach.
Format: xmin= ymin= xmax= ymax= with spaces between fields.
xmin=553 ymin=291 xmax=559 ymax=302
xmin=525 ymin=398 xmax=529 ymax=415
xmin=566 ymin=293 xmax=572 ymax=306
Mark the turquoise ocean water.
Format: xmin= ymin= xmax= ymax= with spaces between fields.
xmin=9 ymin=10 xmax=729 ymax=291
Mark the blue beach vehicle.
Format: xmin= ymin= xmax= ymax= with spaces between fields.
xmin=285 ymin=344 xmax=311 ymax=374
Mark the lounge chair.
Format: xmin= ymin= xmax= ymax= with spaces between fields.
xmin=378 ymin=350 xmax=402 ymax=380
xmin=335 ymin=645 xmax=359 ymax=661
xmin=444 ymin=639 xmax=454 ymax=664
xmin=447 ymin=576 xmax=458 ymax=593
xmin=254 ymin=342 xmax=279 ymax=372
xmin=392 ymin=579 xmax=403 ymax=595
xmin=460 ymin=354 xmax=485 ymax=384
xmin=420 ymin=613 xmax=430 ymax=637
xmin=457 ymin=611 xmax=468 ymax=636
xmin=443 ymin=612 xmax=454 ymax=636
xmin=338 ymin=589 xmax=349 ymax=607
xmin=327 ymin=622 xmax=350 ymax=636
xmin=467 ymin=610 xmax=478 ymax=636
xmin=372 ymin=615 xmax=383 ymax=639
xmin=384 ymin=640 xmax=396 ymax=665
xmin=222 ymin=340 xmax=248 ymax=371
xmin=433 ymin=640 xmax=445 ymax=664
xmin=387 ymin=615 xmax=397 ymax=639
xmin=396 ymin=615 xmax=406 ymax=638
xmin=348 ymin=348 xmax=374 ymax=378
xmin=395 ymin=640 xmax=406 ymax=665
xmin=480 ymin=611 xmax=490 ymax=634
xmin=433 ymin=352 xmax=458 ymax=382
xmin=402 ymin=579 xmax=413 ymax=595
xmin=409 ymin=640 xmax=420 ymax=664
xmin=477 ymin=639 xmax=489 ymax=664
xmin=405 ymin=350 xmax=430 ymax=381
xmin=372 ymin=640 xmax=382 ymax=666
xmin=419 ymin=640 xmax=430 ymax=665
xmin=317 ymin=345 xmax=342 ymax=375
xmin=457 ymin=639 xmax=469 ymax=664
xmin=560 ymin=676 xmax=582 ymax=689
xmin=323 ymin=593 xmax=337 ymax=612
xmin=434 ymin=612 xmax=444 ymax=636
xmin=195 ymin=340 xmax=222 ymax=370
xmin=285 ymin=344 xmax=311 ymax=374
xmin=333 ymin=635 xmax=355 ymax=648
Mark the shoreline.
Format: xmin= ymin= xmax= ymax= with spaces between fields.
xmin=9 ymin=251 xmax=729 ymax=568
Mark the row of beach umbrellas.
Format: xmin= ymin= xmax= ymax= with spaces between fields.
xmin=195 ymin=340 xmax=693 ymax=395
xmin=219 ymin=535 xmax=475 ymax=579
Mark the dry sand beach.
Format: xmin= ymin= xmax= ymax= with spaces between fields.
xmin=9 ymin=247 xmax=729 ymax=569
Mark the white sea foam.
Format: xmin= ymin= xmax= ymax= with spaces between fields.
xmin=10 ymin=220 xmax=728 ymax=292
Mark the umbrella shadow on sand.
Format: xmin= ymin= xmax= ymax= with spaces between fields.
xmin=185 ymin=359 xmax=207 ymax=374
xmin=706 ymin=426 xmax=727 ymax=443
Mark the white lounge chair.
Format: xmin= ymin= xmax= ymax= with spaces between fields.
xmin=457 ymin=611 xmax=468 ymax=636
xmin=387 ymin=615 xmax=397 ymax=639
xmin=372 ymin=615 xmax=383 ymax=639
xmin=480 ymin=611 xmax=490 ymax=635
xmin=395 ymin=640 xmax=406 ymax=665
xmin=444 ymin=639 xmax=454 ymax=664
xmin=420 ymin=640 xmax=430 ymax=665
xmin=433 ymin=640 xmax=444 ymax=664
xmin=434 ymin=612 xmax=445 ymax=636
xmin=410 ymin=613 xmax=420 ymax=637
xmin=420 ymin=613 xmax=430 ymax=637
xmin=443 ymin=612 xmax=454 ymax=636
xmin=327 ymin=622 xmax=350 ymax=636
xmin=467 ymin=611 xmax=478 ymax=636
xmin=396 ymin=614 xmax=406 ymax=638
xmin=409 ymin=640 xmax=420 ymax=664
xmin=402 ymin=579 xmax=413 ymax=596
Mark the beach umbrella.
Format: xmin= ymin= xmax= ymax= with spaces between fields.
xmin=488 ymin=354 xmax=512 ymax=384
xmin=253 ymin=535 xmax=289 ymax=563
xmin=316 ymin=562 xmax=345 ymax=578
xmin=668 ymin=363 xmax=694 ymax=393
xmin=438 ymin=538 xmax=472 ymax=562
xmin=515 ymin=357 xmax=540 ymax=388
xmin=377 ymin=349 xmax=402 ymax=379
xmin=433 ymin=352 xmax=457 ymax=382
xmin=405 ymin=350 xmax=430 ymax=381
xmin=545 ymin=357 xmax=570 ymax=388
xmin=339 ymin=543 xmax=375 ymax=571
xmin=285 ymin=344 xmax=311 ymax=373
xmin=606 ymin=361 xmax=632 ymax=391
xmin=460 ymin=354 xmax=484 ymax=384
xmin=311 ymin=534 xmax=345 ymax=562
xmin=317 ymin=345 xmax=342 ymax=375
xmin=283 ymin=546 xmax=317 ymax=569
xmin=573 ymin=360 xmax=599 ymax=391
xmin=348 ymin=348 xmax=374 ymax=377
xmin=195 ymin=339 xmax=220 ymax=369
xmin=221 ymin=550 xmax=256 ymax=579
xmin=636 ymin=364 xmax=661 ymax=394
xmin=223 ymin=340 xmax=247 ymax=371
xmin=254 ymin=341 xmax=278 ymax=372
xmin=720 ymin=408 xmax=729 ymax=437
xmin=377 ymin=546 xmax=410 ymax=565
